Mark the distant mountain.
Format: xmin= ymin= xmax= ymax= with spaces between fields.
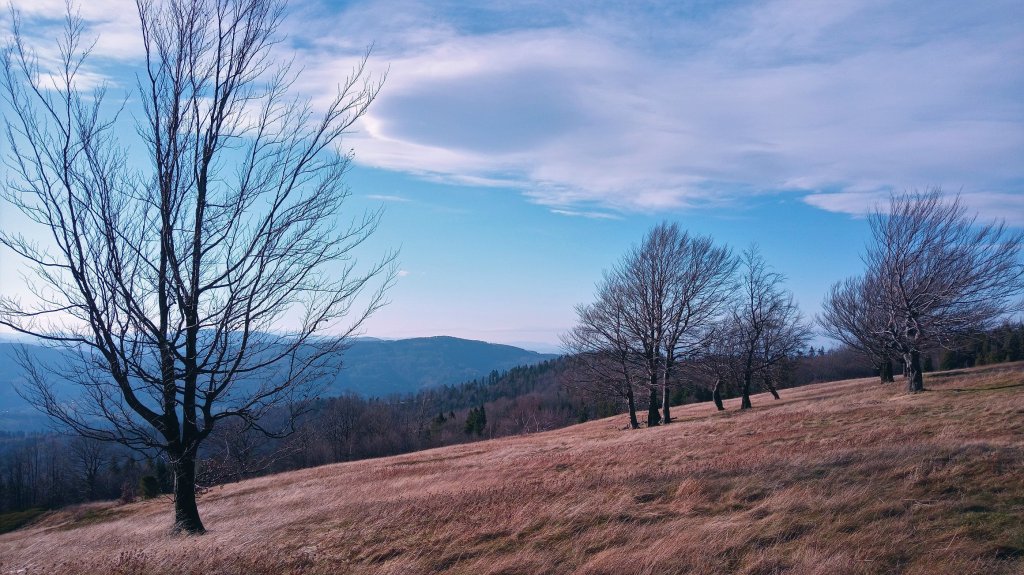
xmin=0 ymin=336 xmax=557 ymax=431
xmin=332 ymin=336 xmax=558 ymax=397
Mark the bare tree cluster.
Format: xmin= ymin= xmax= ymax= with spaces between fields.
xmin=563 ymin=223 xmax=808 ymax=425
xmin=1 ymin=0 xmax=394 ymax=533
xmin=821 ymin=190 xmax=1024 ymax=392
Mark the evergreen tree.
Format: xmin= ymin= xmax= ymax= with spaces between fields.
xmin=475 ymin=405 xmax=487 ymax=435
xmin=1006 ymin=328 xmax=1023 ymax=362
xmin=463 ymin=408 xmax=478 ymax=435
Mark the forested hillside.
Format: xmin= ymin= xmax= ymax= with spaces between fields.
xmin=0 ymin=337 xmax=556 ymax=431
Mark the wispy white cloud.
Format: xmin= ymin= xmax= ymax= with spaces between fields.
xmin=4 ymin=0 xmax=145 ymax=62
xmin=10 ymin=0 xmax=1020 ymax=220
xmin=550 ymin=209 xmax=620 ymax=220
xmin=285 ymin=0 xmax=1023 ymax=217
xmin=366 ymin=194 xmax=412 ymax=203
xmin=805 ymin=190 xmax=1024 ymax=226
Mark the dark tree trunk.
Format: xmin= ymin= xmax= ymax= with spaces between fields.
xmin=712 ymin=378 xmax=724 ymax=411
xmin=905 ymin=350 xmax=924 ymax=392
xmin=879 ymin=359 xmax=894 ymax=383
xmin=765 ymin=376 xmax=781 ymax=400
xmin=740 ymin=372 xmax=752 ymax=409
xmin=172 ymin=452 xmax=205 ymax=534
xmin=646 ymin=387 xmax=661 ymax=427
xmin=661 ymin=381 xmax=671 ymax=424
xmin=625 ymin=384 xmax=639 ymax=429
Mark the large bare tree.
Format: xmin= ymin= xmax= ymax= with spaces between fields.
xmin=563 ymin=222 xmax=735 ymax=426
xmin=862 ymin=190 xmax=1024 ymax=392
xmin=0 ymin=0 xmax=394 ymax=533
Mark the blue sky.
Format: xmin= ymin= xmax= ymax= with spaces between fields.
xmin=1 ymin=0 xmax=1022 ymax=352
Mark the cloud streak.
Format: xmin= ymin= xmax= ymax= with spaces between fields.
xmin=11 ymin=0 xmax=1021 ymax=220
xmin=289 ymin=0 xmax=1023 ymax=218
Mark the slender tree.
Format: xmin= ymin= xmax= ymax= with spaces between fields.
xmin=863 ymin=190 xmax=1024 ymax=392
xmin=727 ymin=246 xmax=810 ymax=409
xmin=0 ymin=0 xmax=394 ymax=533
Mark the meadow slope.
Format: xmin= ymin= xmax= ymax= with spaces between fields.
xmin=1 ymin=364 xmax=1022 ymax=575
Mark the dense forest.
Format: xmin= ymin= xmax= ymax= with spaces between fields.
xmin=3 ymin=323 xmax=1021 ymax=520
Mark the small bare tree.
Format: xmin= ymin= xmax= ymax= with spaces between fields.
xmin=819 ymin=274 xmax=896 ymax=383
xmin=562 ymin=275 xmax=643 ymax=429
xmin=726 ymin=246 xmax=810 ymax=409
xmin=0 ymin=0 xmax=394 ymax=533
xmin=862 ymin=190 xmax=1024 ymax=392
xmin=68 ymin=436 xmax=108 ymax=500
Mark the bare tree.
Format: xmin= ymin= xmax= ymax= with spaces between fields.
xmin=0 ymin=0 xmax=394 ymax=533
xmin=862 ymin=190 xmax=1024 ymax=392
xmin=561 ymin=275 xmax=643 ymax=429
xmin=68 ymin=436 xmax=108 ymax=500
xmin=726 ymin=246 xmax=810 ymax=409
xmin=563 ymin=223 xmax=735 ymax=426
xmin=320 ymin=393 xmax=365 ymax=461
xmin=819 ymin=274 xmax=896 ymax=383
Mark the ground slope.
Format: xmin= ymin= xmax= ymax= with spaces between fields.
xmin=1 ymin=364 xmax=1022 ymax=575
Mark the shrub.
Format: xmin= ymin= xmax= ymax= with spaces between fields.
xmin=139 ymin=476 xmax=160 ymax=500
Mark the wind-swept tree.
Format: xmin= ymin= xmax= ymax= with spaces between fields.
xmin=861 ymin=190 xmax=1024 ymax=392
xmin=0 ymin=0 xmax=394 ymax=533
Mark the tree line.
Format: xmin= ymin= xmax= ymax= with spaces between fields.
xmin=562 ymin=223 xmax=812 ymax=426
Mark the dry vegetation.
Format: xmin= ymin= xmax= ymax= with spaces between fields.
xmin=1 ymin=364 xmax=1022 ymax=575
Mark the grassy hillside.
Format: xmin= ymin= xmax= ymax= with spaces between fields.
xmin=1 ymin=364 xmax=1021 ymax=575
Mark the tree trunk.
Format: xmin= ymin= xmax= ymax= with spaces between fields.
xmin=646 ymin=387 xmax=661 ymax=427
xmin=712 ymin=378 xmax=724 ymax=411
xmin=879 ymin=359 xmax=894 ymax=383
xmin=661 ymin=381 xmax=671 ymax=424
xmin=625 ymin=384 xmax=639 ymax=429
xmin=172 ymin=453 xmax=205 ymax=534
xmin=765 ymin=376 xmax=780 ymax=400
xmin=905 ymin=350 xmax=924 ymax=392
xmin=740 ymin=372 xmax=752 ymax=409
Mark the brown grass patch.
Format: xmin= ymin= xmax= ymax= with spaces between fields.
xmin=1 ymin=363 xmax=1022 ymax=574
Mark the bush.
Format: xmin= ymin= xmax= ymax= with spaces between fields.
xmin=139 ymin=476 xmax=160 ymax=500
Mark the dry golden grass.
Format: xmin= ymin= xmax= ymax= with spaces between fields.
xmin=2 ymin=364 xmax=1022 ymax=574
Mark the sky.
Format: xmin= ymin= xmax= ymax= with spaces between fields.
xmin=0 ymin=0 xmax=1022 ymax=353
